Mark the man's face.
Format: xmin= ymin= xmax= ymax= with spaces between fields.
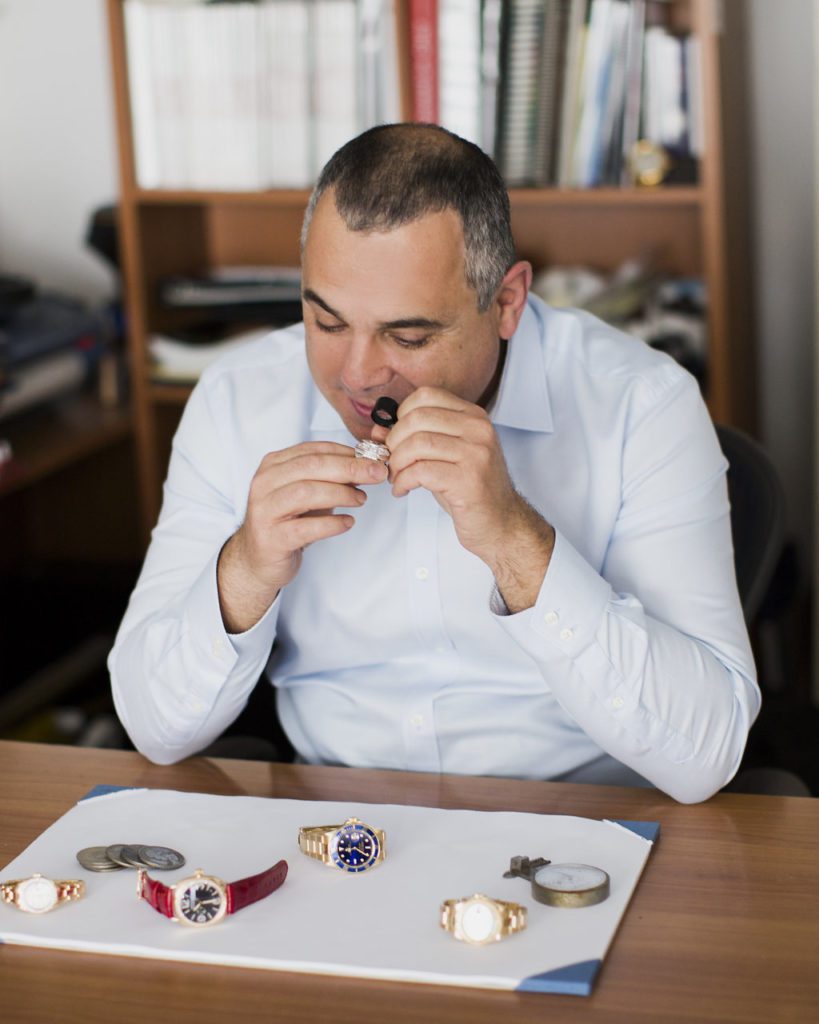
xmin=301 ymin=192 xmax=505 ymax=440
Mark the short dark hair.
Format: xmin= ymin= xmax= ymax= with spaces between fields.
xmin=301 ymin=124 xmax=517 ymax=312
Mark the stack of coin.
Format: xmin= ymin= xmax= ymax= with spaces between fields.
xmin=76 ymin=844 xmax=185 ymax=873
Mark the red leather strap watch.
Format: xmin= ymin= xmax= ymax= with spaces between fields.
xmin=137 ymin=859 xmax=288 ymax=927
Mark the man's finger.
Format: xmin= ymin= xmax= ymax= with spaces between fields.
xmin=277 ymin=513 xmax=355 ymax=550
xmin=265 ymin=480 xmax=368 ymax=520
xmin=261 ymin=441 xmax=357 ymax=466
xmin=396 ymin=385 xmax=475 ymax=420
xmin=255 ymin=450 xmax=387 ymax=495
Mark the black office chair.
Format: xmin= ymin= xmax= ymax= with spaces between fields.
xmin=715 ymin=424 xmax=811 ymax=796
xmin=715 ymin=423 xmax=786 ymax=624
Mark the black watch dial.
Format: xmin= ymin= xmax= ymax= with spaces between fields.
xmin=179 ymin=880 xmax=224 ymax=925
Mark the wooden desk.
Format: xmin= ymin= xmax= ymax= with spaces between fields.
xmin=1 ymin=741 xmax=817 ymax=1023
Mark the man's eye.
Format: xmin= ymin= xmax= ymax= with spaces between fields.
xmin=392 ymin=334 xmax=431 ymax=349
xmin=315 ymin=320 xmax=345 ymax=333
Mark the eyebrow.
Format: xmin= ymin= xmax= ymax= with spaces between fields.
xmin=302 ymin=288 xmax=447 ymax=331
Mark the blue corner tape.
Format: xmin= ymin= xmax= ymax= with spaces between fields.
xmin=611 ymin=819 xmax=661 ymax=843
xmin=518 ymin=958 xmax=601 ymax=996
xmin=79 ymin=784 xmax=131 ymax=801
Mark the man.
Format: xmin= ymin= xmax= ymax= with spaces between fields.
xmin=110 ymin=124 xmax=758 ymax=803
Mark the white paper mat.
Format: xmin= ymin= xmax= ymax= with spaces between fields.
xmin=0 ymin=787 xmax=657 ymax=995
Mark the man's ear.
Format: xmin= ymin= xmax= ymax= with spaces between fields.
xmin=494 ymin=261 xmax=533 ymax=340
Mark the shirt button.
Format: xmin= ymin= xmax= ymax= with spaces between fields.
xmin=415 ymin=566 xmax=430 ymax=581
xmin=433 ymin=644 xmax=447 ymax=655
xmin=409 ymin=714 xmax=424 ymax=728
xmin=211 ymin=638 xmax=225 ymax=658
xmin=560 ymin=628 xmax=574 ymax=642
xmin=543 ymin=611 xmax=559 ymax=626
xmin=612 ymin=696 xmax=625 ymax=710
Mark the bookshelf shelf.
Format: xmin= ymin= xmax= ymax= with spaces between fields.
xmin=0 ymin=395 xmax=132 ymax=499
xmin=108 ymin=0 xmax=754 ymax=543
xmin=509 ymin=186 xmax=704 ymax=207
xmin=149 ymin=385 xmax=193 ymax=406
xmin=135 ymin=189 xmax=313 ymax=208
xmin=135 ymin=186 xmax=703 ymax=210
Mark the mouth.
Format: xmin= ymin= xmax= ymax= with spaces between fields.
xmin=349 ymin=398 xmax=374 ymax=420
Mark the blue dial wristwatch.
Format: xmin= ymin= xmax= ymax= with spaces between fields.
xmin=298 ymin=817 xmax=386 ymax=873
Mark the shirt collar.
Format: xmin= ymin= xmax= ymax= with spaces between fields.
xmin=308 ymin=294 xmax=554 ymax=437
xmin=490 ymin=296 xmax=553 ymax=433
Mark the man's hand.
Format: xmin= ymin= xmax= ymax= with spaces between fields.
xmin=217 ymin=441 xmax=387 ymax=633
xmin=373 ymin=386 xmax=555 ymax=613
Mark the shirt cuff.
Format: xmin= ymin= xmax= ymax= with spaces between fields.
xmin=493 ymin=529 xmax=612 ymax=661
xmin=182 ymin=552 xmax=281 ymax=687
xmin=227 ymin=591 xmax=281 ymax=659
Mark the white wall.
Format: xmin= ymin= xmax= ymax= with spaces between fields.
xmin=0 ymin=0 xmax=118 ymax=302
xmin=747 ymin=0 xmax=816 ymax=571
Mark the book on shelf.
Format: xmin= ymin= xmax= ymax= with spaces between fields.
xmin=157 ymin=266 xmax=303 ymax=324
xmin=494 ymin=0 xmax=570 ymax=188
xmin=495 ymin=0 xmax=546 ymax=185
xmin=556 ymin=0 xmax=589 ymax=185
xmin=313 ymin=0 xmax=359 ymax=173
xmin=149 ymin=323 xmax=275 ymax=385
xmin=420 ymin=0 xmax=701 ymax=189
xmin=408 ymin=0 xmax=438 ymax=122
xmin=359 ymin=0 xmax=402 ymax=128
xmin=159 ymin=267 xmax=300 ymax=307
xmin=123 ymin=0 xmax=401 ymax=190
xmin=437 ymin=0 xmax=482 ymax=146
xmin=480 ymin=0 xmax=503 ymax=156
xmin=618 ymin=0 xmax=646 ymax=185
xmin=122 ymin=0 xmax=702 ymax=192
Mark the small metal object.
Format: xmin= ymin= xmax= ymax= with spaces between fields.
xmin=136 ymin=845 xmax=186 ymax=871
xmin=532 ymin=863 xmax=610 ymax=908
xmin=77 ymin=846 xmax=125 ymax=872
xmin=503 ymin=855 xmax=551 ymax=880
xmin=504 ymin=854 xmax=609 ymax=907
xmin=371 ymin=396 xmax=399 ymax=427
xmin=628 ymin=139 xmax=671 ymax=187
xmin=354 ymin=439 xmax=390 ymax=464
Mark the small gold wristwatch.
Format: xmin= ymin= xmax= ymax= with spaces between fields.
xmin=298 ymin=817 xmax=386 ymax=873
xmin=440 ymin=893 xmax=527 ymax=945
xmin=0 ymin=873 xmax=85 ymax=914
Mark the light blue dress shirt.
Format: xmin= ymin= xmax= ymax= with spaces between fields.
xmin=110 ymin=295 xmax=759 ymax=802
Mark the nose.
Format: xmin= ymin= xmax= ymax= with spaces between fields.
xmin=340 ymin=334 xmax=392 ymax=394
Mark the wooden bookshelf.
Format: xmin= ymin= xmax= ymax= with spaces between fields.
xmin=107 ymin=0 xmax=754 ymax=543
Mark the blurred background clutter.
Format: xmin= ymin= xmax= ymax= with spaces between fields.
xmin=0 ymin=0 xmax=815 ymax=791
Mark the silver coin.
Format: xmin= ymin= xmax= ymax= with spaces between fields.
xmin=106 ymin=844 xmax=141 ymax=868
xmin=135 ymin=845 xmax=186 ymax=871
xmin=76 ymin=846 xmax=125 ymax=872
xmin=117 ymin=845 xmax=149 ymax=868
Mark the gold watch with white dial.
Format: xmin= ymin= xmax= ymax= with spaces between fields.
xmin=0 ymin=873 xmax=85 ymax=914
xmin=440 ymin=893 xmax=527 ymax=945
